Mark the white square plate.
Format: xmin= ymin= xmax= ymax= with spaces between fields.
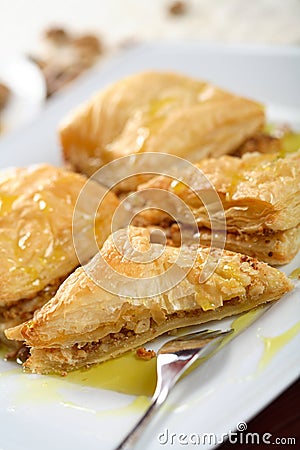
xmin=0 ymin=43 xmax=299 ymax=450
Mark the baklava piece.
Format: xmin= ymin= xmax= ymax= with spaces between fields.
xmin=136 ymin=150 xmax=300 ymax=265
xmin=6 ymin=227 xmax=292 ymax=374
xmin=59 ymin=71 xmax=264 ymax=181
xmin=0 ymin=164 xmax=119 ymax=345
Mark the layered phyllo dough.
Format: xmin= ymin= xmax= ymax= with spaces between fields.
xmin=135 ymin=150 xmax=300 ymax=265
xmin=6 ymin=227 xmax=292 ymax=374
xmin=0 ymin=164 xmax=119 ymax=344
xmin=59 ymin=71 xmax=264 ymax=181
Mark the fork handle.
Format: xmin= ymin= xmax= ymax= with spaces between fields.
xmin=114 ymin=387 xmax=170 ymax=450
xmin=114 ymin=352 xmax=202 ymax=449
xmin=114 ymin=330 xmax=232 ymax=449
xmin=114 ymin=356 xmax=197 ymax=449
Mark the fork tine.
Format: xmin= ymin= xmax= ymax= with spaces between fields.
xmin=168 ymin=328 xmax=231 ymax=343
xmin=158 ymin=328 xmax=233 ymax=355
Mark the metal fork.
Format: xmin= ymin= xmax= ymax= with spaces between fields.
xmin=115 ymin=328 xmax=233 ymax=450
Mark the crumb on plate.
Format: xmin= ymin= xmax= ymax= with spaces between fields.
xmin=136 ymin=347 xmax=156 ymax=360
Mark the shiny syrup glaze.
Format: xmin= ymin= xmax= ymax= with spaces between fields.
xmin=258 ymin=321 xmax=300 ymax=370
xmin=63 ymin=307 xmax=265 ymax=396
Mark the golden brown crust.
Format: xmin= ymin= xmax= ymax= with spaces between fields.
xmin=0 ymin=164 xmax=119 ymax=305
xmin=137 ymin=150 xmax=300 ymax=235
xmin=59 ymin=71 xmax=264 ymax=178
xmin=6 ymin=227 xmax=293 ymax=374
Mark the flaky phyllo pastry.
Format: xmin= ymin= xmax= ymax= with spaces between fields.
xmin=136 ymin=150 xmax=300 ymax=265
xmin=6 ymin=227 xmax=292 ymax=374
xmin=59 ymin=71 xmax=264 ymax=179
xmin=0 ymin=165 xmax=119 ymax=344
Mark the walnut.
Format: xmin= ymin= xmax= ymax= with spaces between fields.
xmin=0 ymin=82 xmax=10 ymax=110
xmin=44 ymin=27 xmax=70 ymax=45
xmin=234 ymin=133 xmax=280 ymax=157
xmin=73 ymin=34 xmax=102 ymax=55
xmin=33 ymin=28 xmax=103 ymax=97
xmin=168 ymin=1 xmax=187 ymax=16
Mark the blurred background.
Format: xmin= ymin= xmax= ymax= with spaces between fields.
xmin=1 ymin=0 xmax=300 ymax=54
xmin=0 ymin=0 xmax=299 ymax=133
xmin=0 ymin=0 xmax=300 ymax=94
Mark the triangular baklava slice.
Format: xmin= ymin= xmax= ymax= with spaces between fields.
xmin=0 ymin=164 xmax=119 ymax=344
xmin=6 ymin=227 xmax=292 ymax=374
xmin=136 ymin=150 xmax=300 ymax=264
